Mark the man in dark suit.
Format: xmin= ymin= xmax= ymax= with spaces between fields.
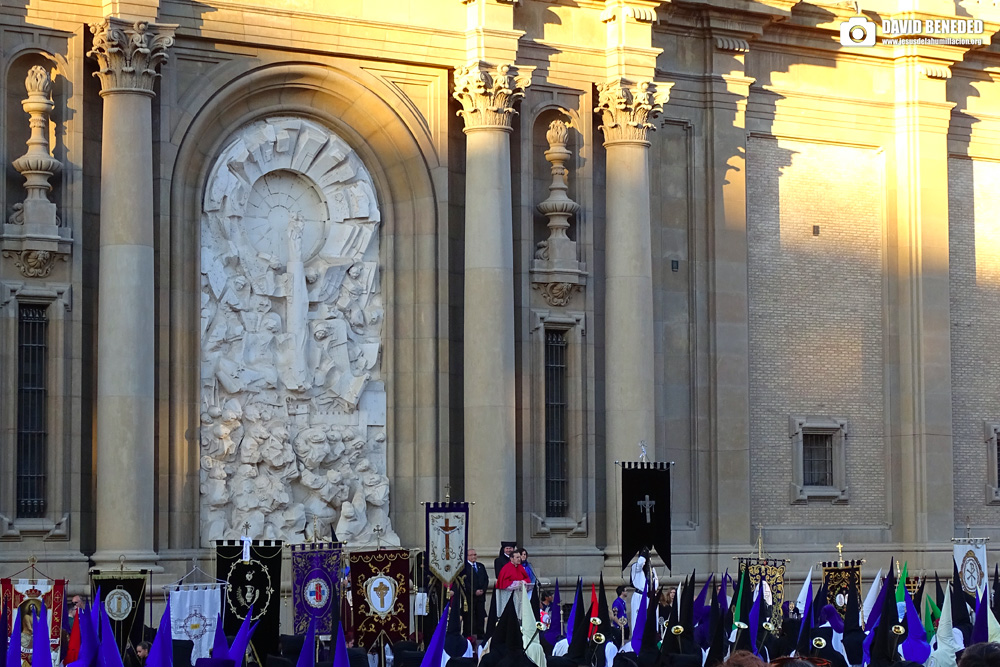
xmin=464 ymin=548 xmax=489 ymax=638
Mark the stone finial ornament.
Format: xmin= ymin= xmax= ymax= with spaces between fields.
xmin=88 ymin=18 xmax=175 ymax=95
xmin=453 ymin=61 xmax=530 ymax=130
xmin=595 ymin=79 xmax=668 ymax=144
xmin=11 ymin=66 xmax=61 ymax=224
xmin=1 ymin=64 xmax=72 ymax=277
xmin=531 ymin=118 xmax=586 ymax=306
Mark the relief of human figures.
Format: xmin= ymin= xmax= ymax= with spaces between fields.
xmin=198 ymin=117 xmax=396 ymax=546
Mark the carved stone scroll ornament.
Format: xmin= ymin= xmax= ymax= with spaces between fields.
xmin=2 ymin=250 xmax=63 ymax=278
xmin=88 ymin=18 xmax=175 ymax=95
xmin=532 ymin=281 xmax=581 ymax=307
xmin=453 ymin=61 xmax=530 ymax=130
xmin=199 ymin=116 xmax=396 ymax=547
xmin=595 ymin=79 xmax=667 ymax=145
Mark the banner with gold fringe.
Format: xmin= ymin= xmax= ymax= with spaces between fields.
xmin=349 ymin=549 xmax=410 ymax=649
xmin=291 ymin=542 xmax=343 ymax=636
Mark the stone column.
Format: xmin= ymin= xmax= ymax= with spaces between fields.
xmin=596 ymin=79 xmax=665 ymax=563
xmin=453 ymin=61 xmax=528 ymax=550
xmin=88 ymin=17 xmax=174 ymax=569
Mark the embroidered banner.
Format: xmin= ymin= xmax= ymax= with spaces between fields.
xmin=169 ymin=584 xmax=224 ymax=662
xmin=216 ymin=539 xmax=283 ymax=662
xmin=291 ymin=543 xmax=343 ymax=636
xmin=954 ymin=539 xmax=988 ymax=596
xmin=821 ymin=560 xmax=863 ymax=616
xmin=737 ymin=558 xmax=787 ymax=625
xmin=91 ymin=571 xmax=148 ymax=658
xmin=349 ymin=549 xmax=410 ymax=648
xmin=1 ymin=577 xmax=66 ymax=667
xmin=621 ymin=461 xmax=672 ymax=571
xmin=425 ymin=502 xmax=468 ymax=585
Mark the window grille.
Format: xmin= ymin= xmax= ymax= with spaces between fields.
xmin=17 ymin=304 xmax=47 ymax=518
xmin=802 ymin=431 xmax=833 ymax=487
xmin=544 ymin=330 xmax=568 ymax=517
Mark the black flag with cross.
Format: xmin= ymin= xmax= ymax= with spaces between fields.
xmin=621 ymin=461 xmax=671 ymax=571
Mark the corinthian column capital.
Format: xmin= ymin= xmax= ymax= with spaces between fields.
xmin=88 ymin=17 xmax=176 ymax=96
xmin=595 ymin=78 xmax=668 ymax=145
xmin=453 ymin=61 xmax=530 ymax=131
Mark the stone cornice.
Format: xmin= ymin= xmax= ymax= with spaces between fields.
xmin=88 ymin=17 xmax=176 ymax=96
xmin=595 ymin=78 xmax=669 ymax=145
xmin=453 ymin=61 xmax=530 ymax=131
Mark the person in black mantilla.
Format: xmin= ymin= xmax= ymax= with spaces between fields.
xmin=494 ymin=541 xmax=516 ymax=578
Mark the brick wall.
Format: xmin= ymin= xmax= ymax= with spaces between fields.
xmin=747 ymin=136 xmax=886 ymax=526
xmin=949 ymin=157 xmax=1000 ymax=525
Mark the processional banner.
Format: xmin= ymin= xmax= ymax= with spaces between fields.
xmin=91 ymin=570 xmax=148 ymax=657
xmin=216 ymin=539 xmax=283 ymax=662
xmin=954 ymin=539 xmax=989 ymax=597
xmin=425 ymin=502 xmax=468 ymax=585
xmin=169 ymin=584 xmax=224 ymax=662
xmin=1 ymin=577 xmax=66 ymax=667
xmin=821 ymin=560 xmax=863 ymax=617
xmin=291 ymin=543 xmax=343 ymax=636
xmin=737 ymin=558 xmax=786 ymax=624
xmin=621 ymin=461 xmax=672 ymax=571
xmin=349 ymin=549 xmax=410 ymax=648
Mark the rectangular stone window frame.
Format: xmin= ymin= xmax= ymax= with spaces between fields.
xmin=983 ymin=421 xmax=1000 ymax=505
xmin=528 ymin=310 xmax=587 ymax=536
xmin=0 ymin=281 xmax=72 ymax=541
xmin=789 ymin=415 xmax=849 ymax=504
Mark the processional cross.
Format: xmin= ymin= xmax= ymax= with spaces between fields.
xmin=637 ymin=495 xmax=656 ymax=523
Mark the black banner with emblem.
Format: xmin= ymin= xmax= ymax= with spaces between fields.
xmin=821 ymin=560 xmax=863 ymax=617
xmin=90 ymin=571 xmax=148 ymax=658
xmin=349 ymin=549 xmax=410 ymax=649
xmin=621 ymin=461 xmax=672 ymax=571
xmin=215 ymin=540 xmax=283 ymax=662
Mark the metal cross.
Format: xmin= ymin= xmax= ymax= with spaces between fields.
xmin=637 ymin=495 xmax=656 ymax=523
xmin=836 ymin=542 xmax=844 ymax=567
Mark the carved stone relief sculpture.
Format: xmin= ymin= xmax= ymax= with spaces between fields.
xmin=199 ymin=116 xmax=397 ymax=546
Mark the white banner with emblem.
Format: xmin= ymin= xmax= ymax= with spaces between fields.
xmin=169 ymin=584 xmax=224 ymax=662
xmin=425 ymin=502 xmax=468 ymax=585
xmin=953 ymin=538 xmax=989 ymax=597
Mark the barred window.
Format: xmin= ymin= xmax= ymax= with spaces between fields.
xmin=544 ymin=330 xmax=568 ymax=517
xmin=17 ymin=304 xmax=47 ymax=518
xmin=802 ymin=431 xmax=833 ymax=487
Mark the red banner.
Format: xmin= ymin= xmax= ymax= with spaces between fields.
xmin=2 ymin=578 xmax=66 ymax=667
xmin=349 ymin=550 xmax=410 ymax=648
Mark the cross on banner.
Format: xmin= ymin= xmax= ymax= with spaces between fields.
xmin=439 ymin=518 xmax=460 ymax=558
xmin=374 ymin=581 xmax=390 ymax=606
xmin=637 ymin=495 xmax=656 ymax=523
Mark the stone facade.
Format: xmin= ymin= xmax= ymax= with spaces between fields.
xmin=0 ymin=0 xmax=998 ymax=598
